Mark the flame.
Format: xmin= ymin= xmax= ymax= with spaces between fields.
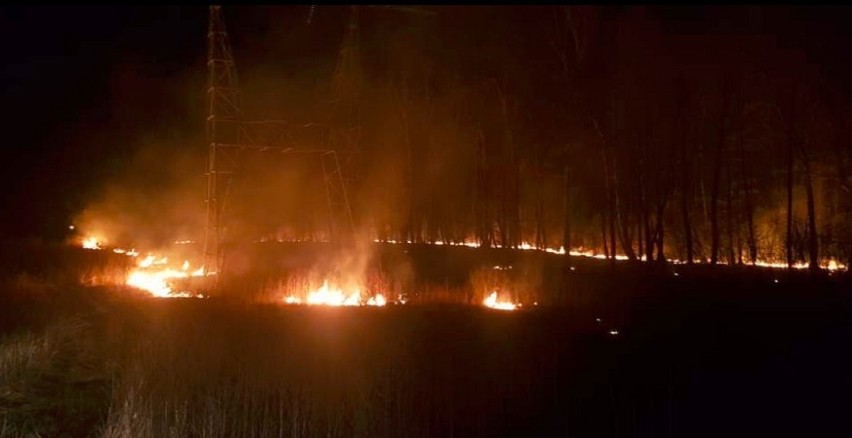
xmin=367 ymin=294 xmax=387 ymax=306
xmin=76 ymin=235 xmax=209 ymax=296
xmin=372 ymin=238 xmax=848 ymax=272
xmin=283 ymin=279 xmax=388 ymax=307
xmin=125 ymin=257 xmax=206 ymax=298
xmin=78 ymin=231 xmax=848 ymax=303
xmin=306 ymin=280 xmax=361 ymax=306
xmin=82 ymin=237 xmax=102 ymax=250
xmin=483 ymin=291 xmax=517 ymax=311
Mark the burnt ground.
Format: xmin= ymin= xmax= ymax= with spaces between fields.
xmin=0 ymin=240 xmax=850 ymax=437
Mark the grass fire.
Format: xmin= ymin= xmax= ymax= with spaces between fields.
xmin=2 ymin=5 xmax=852 ymax=437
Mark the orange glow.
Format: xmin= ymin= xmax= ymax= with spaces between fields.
xmin=283 ymin=279 xmax=388 ymax=307
xmin=82 ymin=236 xmax=102 ymax=250
xmin=373 ymin=238 xmax=848 ymax=272
xmin=367 ymin=294 xmax=387 ymax=306
xmin=483 ymin=291 xmax=517 ymax=311
xmin=76 ymin=233 xmax=209 ymax=297
xmin=126 ymin=258 xmax=204 ymax=298
xmin=125 ymin=257 xmax=206 ymax=298
xmin=307 ymin=280 xmax=361 ymax=306
xmin=76 ymin=230 xmax=847 ymax=304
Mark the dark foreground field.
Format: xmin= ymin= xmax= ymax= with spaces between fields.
xmin=1 ymin=242 xmax=851 ymax=437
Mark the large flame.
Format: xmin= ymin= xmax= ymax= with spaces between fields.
xmin=283 ymin=279 xmax=387 ymax=307
xmin=126 ymin=260 xmax=206 ymax=298
xmin=82 ymin=237 xmax=102 ymax=250
xmin=306 ymin=280 xmax=361 ymax=306
xmin=78 ymin=235 xmax=208 ymax=298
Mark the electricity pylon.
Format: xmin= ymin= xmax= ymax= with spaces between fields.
xmin=202 ymin=5 xmax=356 ymax=277
xmin=203 ymin=5 xmax=243 ymax=276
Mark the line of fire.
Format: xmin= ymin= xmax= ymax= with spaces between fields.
xmin=66 ymin=6 xmax=849 ymax=304
xmin=4 ymin=6 xmax=852 ymax=437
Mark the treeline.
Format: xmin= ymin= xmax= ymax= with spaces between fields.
xmin=244 ymin=6 xmax=852 ymax=270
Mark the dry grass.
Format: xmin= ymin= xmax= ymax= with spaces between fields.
xmin=97 ymin=303 xmax=414 ymax=437
xmin=3 ymin=241 xmax=849 ymax=437
xmin=0 ymin=314 xmax=114 ymax=437
xmin=0 ymin=294 xmax=560 ymax=438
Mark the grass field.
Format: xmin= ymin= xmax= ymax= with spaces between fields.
xmin=1 ymin=241 xmax=850 ymax=437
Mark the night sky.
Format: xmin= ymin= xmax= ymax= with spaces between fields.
xmin=2 ymin=5 xmax=852 ymax=241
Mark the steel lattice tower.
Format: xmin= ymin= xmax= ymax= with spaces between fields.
xmin=203 ymin=5 xmax=244 ymax=275
xmin=322 ymin=5 xmax=361 ymax=241
xmin=201 ymin=6 xmax=434 ymax=278
xmin=202 ymin=5 xmax=360 ymax=277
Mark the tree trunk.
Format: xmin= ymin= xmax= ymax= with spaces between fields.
xmin=536 ymin=186 xmax=546 ymax=249
xmin=496 ymin=83 xmax=520 ymax=249
xmin=738 ymin=130 xmax=757 ymax=265
xmin=474 ymin=126 xmax=491 ymax=249
xmin=601 ymin=212 xmax=609 ymax=259
xmin=786 ymin=136 xmax=794 ymax=269
xmin=726 ymin=161 xmax=736 ymax=264
xmin=802 ymin=149 xmax=819 ymax=271
xmin=709 ymin=127 xmax=725 ymax=265
xmin=637 ymin=217 xmax=644 ymax=260
xmin=617 ymin=203 xmax=637 ymax=260
xmin=612 ymin=149 xmax=636 ymax=260
xmin=603 ymin=142 xmax=617 ymax=264
xmin=643 ymin=172 xmax=654 ymax=262
xmin=680 ymin=125 xmax=694 ymax=264
xmin=682 ymin=187 xmax=693 ymax=264
xmin=608 ymin=175 xmax=616 ymax=263
xmin=609 ymin=167 xmax=618 ymax=263
xmin=593 ymin=114 xmax=616 ymax=264
xmin=396 ymin=85 xmax=417 ymax=244
xmin=655 ymin=197 xmax=668 ymax=262
xmin=563 ymin=167 xmax=571 ymax=253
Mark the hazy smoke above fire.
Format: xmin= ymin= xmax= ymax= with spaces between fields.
xmin=69 ymin=6 xmax=852 ymax=268
xmin=74 ymin=139 xmax=204 ymax=250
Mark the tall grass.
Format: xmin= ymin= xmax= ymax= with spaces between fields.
xmin=0 ymin=314 xmax=117 ymax=437
xmin=4 ymin=241 xmax=847 ymax=436
xmin=0 ymin=332 xmax=51 ymax=389
xmin=0 ymin=241 xmax=132 ymax=289
xmin=90 ymin=300 xmax=577 ymax=438
xmin=99 ymin=303 xmax=406 ymax=437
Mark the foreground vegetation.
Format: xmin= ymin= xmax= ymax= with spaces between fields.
xmin=1 ymin=242 xmax=850 ymax=437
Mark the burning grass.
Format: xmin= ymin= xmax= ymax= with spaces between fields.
xmin=0 ymin=240 xmax=850 ymax=436
xmin=0 ymin=284 xmax=580 ymax=437
xmin=0 ymin=311 xmax=118 ymax=437
xmin=62 ymin=225 xmax=850 ymax=310
xmin=60 ymin=233 xmax=852 ymax=314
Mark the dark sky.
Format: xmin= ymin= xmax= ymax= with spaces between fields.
xmin=0 ymin=6 xmax=207 ymax=239
xmin=2 ymin=5 xmax=851 ymax=241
